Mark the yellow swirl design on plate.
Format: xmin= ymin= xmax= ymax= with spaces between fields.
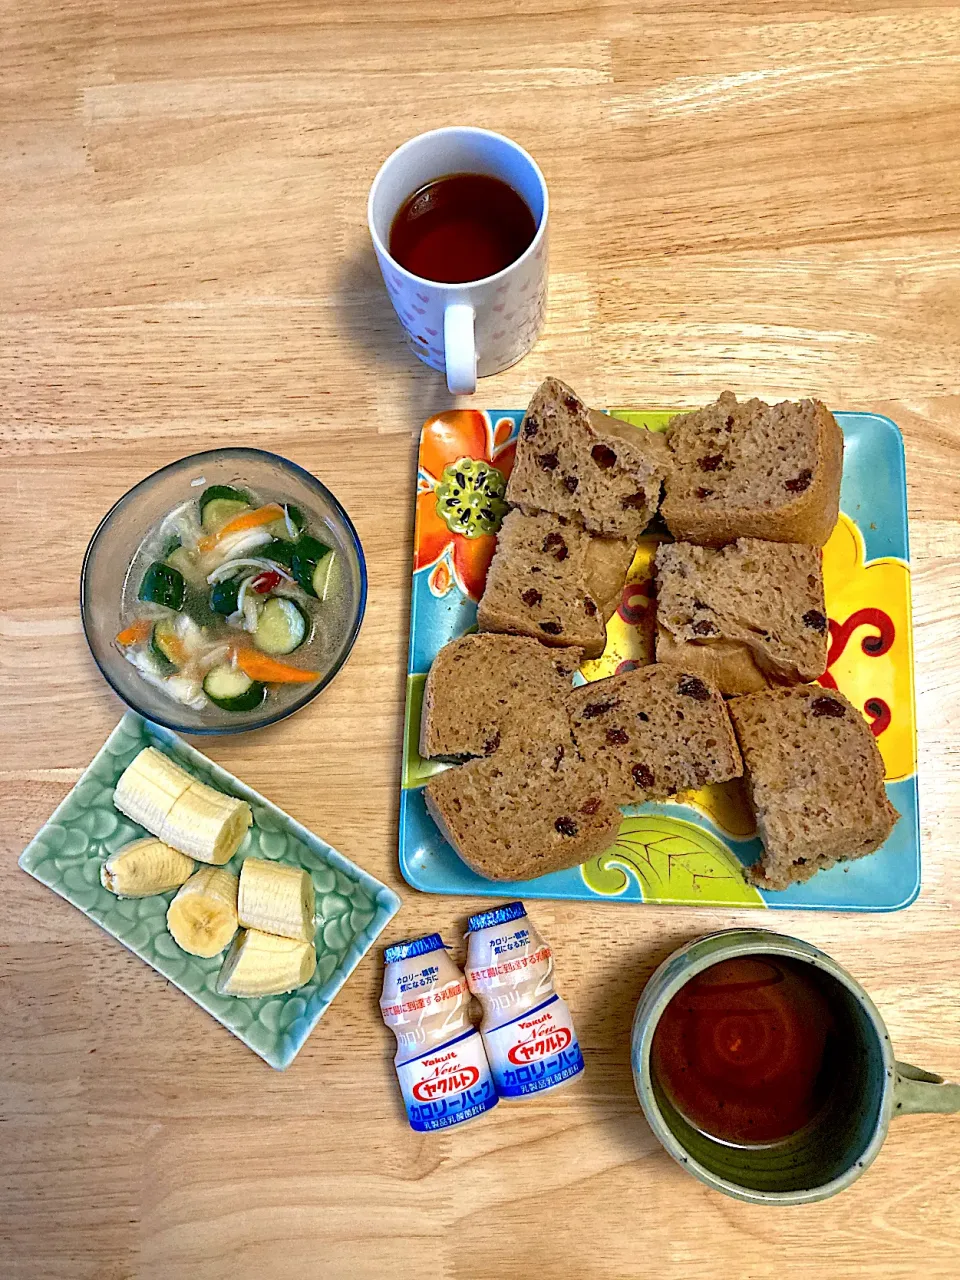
xmin=821 ymin=513 xmax=915 ymax=782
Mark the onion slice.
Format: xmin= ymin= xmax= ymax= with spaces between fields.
xmin=207 ymin=557 xmax=295 ymax=585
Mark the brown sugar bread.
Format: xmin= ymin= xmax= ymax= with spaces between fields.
xmin=419 ymin=633 xmax=582 ymax=760
xmin=565 ymin=665 xmax=742 ymax=804
xmin=728 ymin=685 xmax=899 ymax=890
xmin=506 ymin=377 xmax=669 ymax=539
xmin=654 ymin=538 xmax=829 ymax=694
xmin=661 ymin=391 xmax=843 ymax=547
xmin=477 ymin=509 xmax=635 ymax=658
xmin=425 ymin=740 xmax=621 ymax=881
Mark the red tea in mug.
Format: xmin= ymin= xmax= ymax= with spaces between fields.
xmin=389 ymin=173 xmax=537 ymax=284
xmin=650 ymin=955 xmax=839 ymax=1145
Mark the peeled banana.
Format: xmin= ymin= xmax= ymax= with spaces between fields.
xmin=166 ymin=866 xmax=239 ymax=958
xmin=100 ymin=838 xmax=195 ymax=897
xmin=113 ymin=748 xmax=191 ymax=832
xmin=114 ymin=747 xmax=252 ymax=865
xmin=237 ymin=857 xmax=315 ymax=943
xmin=217 ymin=929 xmax=317 ymax=997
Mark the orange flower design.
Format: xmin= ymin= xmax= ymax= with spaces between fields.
xmin=415 ymin=410 xmax=517 ymax=600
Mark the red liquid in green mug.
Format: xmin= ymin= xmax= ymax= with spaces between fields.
xmin=651 ymin=955 xmax=837 ymax=1145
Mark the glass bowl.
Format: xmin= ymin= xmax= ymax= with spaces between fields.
xmin=81 ymin=448 xmax=367 ymax=735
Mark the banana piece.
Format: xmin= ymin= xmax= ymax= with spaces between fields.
xmin=166 ymin=866 xmax=239 ymax=958
xmin=100 ymin=838 xmax=195 ymax=897
xmin=237 ymin=857 xmax=315 ymax=943
xmin=159 ymin=781 xmax=251 ymax=865
xmin=113 ymin=747 xmax=252 ymax=865
xmin=114 ymin=747 xmax=191 ymax=834
xmin=217 ymin=929 xmax=317 ymax=998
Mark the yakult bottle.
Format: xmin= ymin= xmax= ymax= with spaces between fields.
xmin=465 ymin=902 xmax=585 ymax=1099
xmin=381 ymin=934 xmax=498 ymax=1132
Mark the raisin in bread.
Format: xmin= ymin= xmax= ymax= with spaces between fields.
xmin=566 ymin=665 xmax=742 ymax=803
xmin=655 ymin=538 xmax=828 ymax=694
xmin=477 ymin=509 xmax=635 ymax=658
xmin=728 ymin=686 xmax=899 ymax=889
xmin=506 ymin=377 xmax=668 ymax=539
xmin=425 ymin=739 xmax=621 ymax=881
xmin=419 ymin=633 xmax=581 ymax=760
xmin=661 ymin=392 xmax=843 ymax=546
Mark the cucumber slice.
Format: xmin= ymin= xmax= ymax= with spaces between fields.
xmin=209 ymin=579 xmax=241 ymax=616
xmin=199 ymin=485 xmax=249 ymax=514
xmin=291 ymin=535 xmax=332 ymax=598
xmin=138 ymin=561 xmax=185 ymax=611
xmin=263 ymin=539 xmax=296 ymax=569
xmin=151 ymin=620 xmax=182 ymax=670
xmin=254 ymin=597 xmax=309 ymax=656
xmin=267 ymin=504 xmax=307 ymax=541
xmin=203 ymin=664 xmax=266 ymax=712
xmin=311 ymin=551 xmax=337 ymax=601
xmin=165 ymin=545 xmax=199 ymax=582
xmin=160 ymin=534 xmax=182 ymax=558
xmin=200 ymin=485 xmax=251 ymax=533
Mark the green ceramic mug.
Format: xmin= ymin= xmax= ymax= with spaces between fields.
xmin=631 ymin=929 xmax=960 ymax=1204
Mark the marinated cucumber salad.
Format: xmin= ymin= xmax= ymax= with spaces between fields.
xmin=116 ymin=484 xmax=345 ymax=714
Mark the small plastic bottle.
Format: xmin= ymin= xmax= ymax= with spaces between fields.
xmin=465 ymin=902 xmax=585 ymax=1099
xmin=380 ymin=933 xmax=498 ymax=1132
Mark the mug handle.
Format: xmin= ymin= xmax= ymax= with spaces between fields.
xmin=444 ymin=303 xmax=476 ymax=395
xmin=894 ymin=1061 xmax=960 ymax=1116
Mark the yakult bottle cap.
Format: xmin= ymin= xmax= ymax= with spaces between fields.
xmin=467 ymin=901 xmax=526 ymax=932
xmin=383 ymin=933 xmax=446 ymax=964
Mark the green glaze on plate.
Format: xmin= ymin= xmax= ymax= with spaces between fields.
xmin=402 ymin=674 xmax=449 ymax=790
xmin=19 ymin=711 xmax=401 ymax=1069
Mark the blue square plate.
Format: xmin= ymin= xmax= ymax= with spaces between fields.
xmin=400 ymin=408 xmax=919 ymax=912
xmin=20 ymin=712 xmax=401 ymax=1066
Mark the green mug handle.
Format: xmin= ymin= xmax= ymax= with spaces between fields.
xmin=894 ymin=1062 xmax=960 ymax=1116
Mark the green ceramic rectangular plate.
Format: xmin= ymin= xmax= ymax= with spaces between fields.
xmin=19 ymin=711 xmax=401 ymax=1069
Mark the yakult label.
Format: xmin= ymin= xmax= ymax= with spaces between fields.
xmin=465 ymin=904 xmax=585 ymax=1101
xmin=397 ymin=1028 xmax=498 ymax=1131
xmin=482 ymin=994 xmax=584 ymax=1097
xmin=381 ymin=935 xmax=499 ymax=1133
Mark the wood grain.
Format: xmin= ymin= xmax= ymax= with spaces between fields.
xmin=2 ymin=2 xmax=960 ymax=1276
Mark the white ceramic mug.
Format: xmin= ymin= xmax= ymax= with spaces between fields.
xmin=367 ymin=127 xmax=549 ymax=395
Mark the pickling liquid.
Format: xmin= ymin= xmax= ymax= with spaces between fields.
xmin=650 ymin=955 xmax=838 ymax=1146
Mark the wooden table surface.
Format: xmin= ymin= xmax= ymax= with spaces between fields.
xmin=3 ymin=2 xmax=960 ymax=1277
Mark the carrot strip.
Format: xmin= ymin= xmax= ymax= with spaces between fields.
xmin=233 ymin=648 xmax=319 ymax=684
xmin=115 ymin=620 xmax=153 ymax=646
xmin=198 ymin=503 xmax=284 ymax=553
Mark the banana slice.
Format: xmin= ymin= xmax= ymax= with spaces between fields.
xmin=100 ymin=838 xmax=195 ymax=897
xmin=237 ymin=857 xmax=315 ymax=943
xmin=114 ymin=747 xmax=192 ymax=833
xmin=113 ymin=747 xmax=252 ymax=865
xmin=166 ymin=867 xmax=239 ymax=958
xmin=159 ymin=781 xmax=251 ymax=865
xmin=217 ymin=929 xmax=317 ymax=998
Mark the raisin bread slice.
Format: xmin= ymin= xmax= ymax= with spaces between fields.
xmin=661 ymin=392 xmax=843 ymax=546
xmin=506 ymin=377 xmax=669 ymax=539
xmin=655 ymin=538 xmax=828 ymax=694
xmin=566 ymin=665 xmax=742 ymax=803
xmin=419 ymin=633 xmax=581 ymax=760
xmin=477 ymin=509 xmax=634 ymax=658
xmin=728 ymin=686 xmax=899 ymax=890
xmin=425 ymin=739 xmax=621 ymax=881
